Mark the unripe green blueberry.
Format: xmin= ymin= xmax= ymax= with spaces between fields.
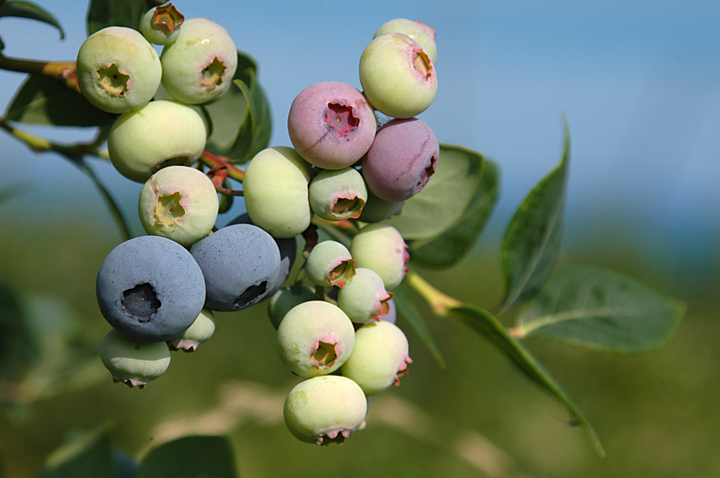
xmin=359 ymin=33 xmax=437 ymax=119
xmin=342 ymin=321 xmax=412 ymax=395
xmin=100 ymin=328 xmax=171 ymax=388
xmin=140 ymin=3 xmax=185 ymax=46
xmin=76 ymin=26 xmax=162 ymax=114
xmin=373 ymin=18 xmax=437 ymax=63
xmin=267 ymin=284 xmax=317 ymax=329
xmin=309 ymin=167 xmax=367 ymax=221
xmin=283 ymin=375 xmax=367 ymax=445
xmin=277 ymin=301 xmax=355 ymax=377
xmin=168 ymin=308 xmax=215 ymax=352
xmin=350 ymin=224 xmax=409 ymax=290
xmin=337 ymin=268 xmax=393 ymax=323
xmin=243 ymin=147 xmax=313 ymax=238
xmin=305 ymin=240 xmax=356 ymax=288
xmin=288 ymin=81 xmax=376 ymax=170
xmin=138 ymin=166 xmax=219 ymax=247
xmin=160 ymin=17 xmax=238 ymax=104
xmin=358 ymin=189 xmax=404 ymax=223
xmin=108 ymin=100 xmax=207 ymax=182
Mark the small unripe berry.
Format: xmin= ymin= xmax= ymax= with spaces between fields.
xmin=168 ymin=308 xmax=215 ymax=352
xmin=76 ymin=26 xmax=161 ymax=114
xmin=107 ymin=100 xmax=207 ymax=182
xmin=362 ymin=117 xmax=439 ymax=202
xmin=309 ymin=167 xmax=368 ymax=221
xmin=342 ymin=320 xmax=412 ymax=395
xmin=139 ymin=3 xmax=185 ymax=45
xmin=277 ymin=301 xmax=355 ymax=377
xmin=138 ymin=166 xmax=219 ymax=247
xmin=288 ymin=81 xmax=376 ymax=169
xmin=305 ymin=240 xmax=356 ymax=288
xmin=350 ymin=224 xmax=409 ymax=290
xmin=373 ymin=18 xmax=437 ymax=64
xmin=283 ymin=375 xmax=367 ymax=445
xmin=359 ymin=33 xmax=437 ymax=118
xmin=160 ymin=17 xmax=238 ymax=104
xmin=337 ymin=268 xmax=393 ymax=323
xmin=100 ymin=328 xmax=171 ymax=388
xmin=243 ymin=147 xmax=313 ymax=238
xmin=358 ymin=189 xmax=404 ymax=223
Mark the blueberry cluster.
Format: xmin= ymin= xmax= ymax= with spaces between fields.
xmin=88 ymin=8 xmax=439 ymax=445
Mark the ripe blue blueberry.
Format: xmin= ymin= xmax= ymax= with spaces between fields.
xmin=96 ymin=235 xmax=206 ymax=343
xmin=227 ymin=212 xmax=297 ymax=297
xmin=191 ymin=224 xmax=281 ymax=311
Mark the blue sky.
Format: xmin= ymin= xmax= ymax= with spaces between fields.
xmin=1 ymin=1 xmax=718 ymax=258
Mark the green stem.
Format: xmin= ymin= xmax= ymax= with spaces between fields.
xmin=0 ymin=118 xmax=105 ymax=158
xmin=404 ymin=271 xmax=461 ymax=316
xmin=0 ymin=54 xmax=78 ymax=90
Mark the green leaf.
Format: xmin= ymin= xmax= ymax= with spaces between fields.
xmin=500 ymin=123 xmax=570 ymax=312
xmin=3 ymin=74 xmax=115 ymax=127
xmin=409 ymin=157 xmax=499 ymax=268
xmin=199 ymin=51 xmax=272 ymax=163
xmin=0 ymin=1 xmax=65 ymax=39
xmin=86 ymin=0 xmax=147 ymax=35
xmin=450 ymin=303 xmax=605 ymax=456
xmin=393 ymin=281 xmax=445 ymax=367
xmin=138 ymin=436 xmax=239 ymax=478
xmin=384 ymin=144 xmax=484 ymax=240
xmin=38 ymin=429 xmax=115 ymax=478
xmin=513 ymin=265 xmax=685 ymax=353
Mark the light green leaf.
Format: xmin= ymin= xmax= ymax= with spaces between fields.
xmin=138 ymin=436 xmax=239 ymax=478
xmin=409 ymin=157 xmax=499 ymax=268
xmin=500 ymin=123 xmax=570 ymax=312
xmin=393 ymin=281 xmax=445 ymax=367
xmin=450 ymin=303 xmax=605 ymax=456
xmin=3 ymin=74 xmax=115 ymax=127
xmin=384 ymin=144 xmax=483 ymax=240
xmin=513 ymin=265 xmax=685 ymax=353
xmin=0 ymin=1 xmax=64 ymax=39
xmin=86 ymin=0 xmax=147 ymax=35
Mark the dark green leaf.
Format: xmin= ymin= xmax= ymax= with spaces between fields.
xmin=384 ymin=144 xmax=484 ymax=240
xmin=393 ymin=282 xmax=445 ymax=367
xmin=86 ymin=0 xmax=147 ymax=35
xmin=138 ymin=436 xmax=238 ymax=478
xmin=199 ymin=51 xmax=272 ymax=163
xmin=3 ymin=74 xmax=115 ymax=127
xmin=500 ymin=124 xmax=570 ymax=312
xmin=0 ymin=1 xmax=65 ymax=39
xmin=409 ymin=157 xmax=499 ymax=268
xmin=0 ymin=275 xmax=38 ymax=380
xmin=38 ymin=429 xmax=115 ymax=478
xmin=514 ymin=265 xmax=685 ymax=353
xmin=450 ymin=303 xmax=605 ymax=456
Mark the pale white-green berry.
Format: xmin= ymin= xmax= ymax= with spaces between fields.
xmin=100 ymin=328 xmax=171 ymax=388
xmin=168 ymin=308 xmax=215 ymax=352
xmin=342 ymin=320 xmax=412 ymax=395
xmin=309 ymin=167 xmax=368 ymax=220
xmin=139 ymin=3 xmax=185 ymax=46
xmin=350 ymin=224 xmax=409 ymax=290
xmin=373 ymin=18 xmax=437 ymax=63
xmin=283 ymin=375 xmax=367 ymax=445
xmin=337 ymin=268 xmax=393 ymax=323
xmin=305 ymin=240 xmax=356 ymax=288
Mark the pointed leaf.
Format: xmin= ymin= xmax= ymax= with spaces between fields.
xmin=384 ymin=144 xmax=483 ymax=240
xmin=3 ymin=74 xmax=115 ymax=127
xmin=138 ymin=436 xmax=238 ymax=478
xmin=500 ymin=125 xmax=570 ymax=312
xmin=409 ymin=157 xmax=499 ymax=268
xmin=86 ymin=0 xmax=147 ymax=35
xmin=513 ymin=265 xmax=685 ymax=353
xmin=0 ymin=1 xmax=64 ymax=38
xmin=450 ymin=303 xmax=605 ymax=456
xmin=0 ymin=274 xmax=38 ymax=380
xmin=393 ymin=281 xmax=445 ymax=367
